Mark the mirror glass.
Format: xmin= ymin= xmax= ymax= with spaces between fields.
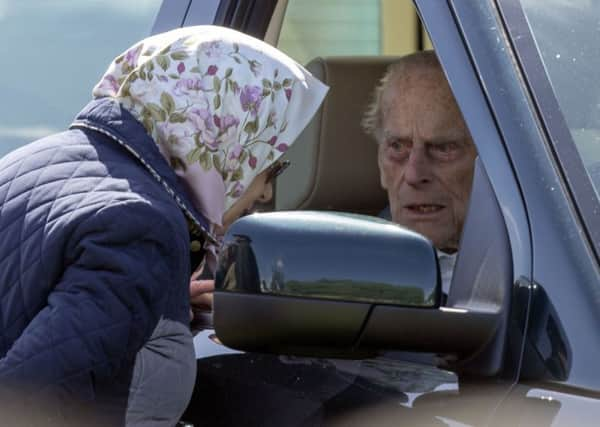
xmin=216 ymin=211 xmax=440 ymax=307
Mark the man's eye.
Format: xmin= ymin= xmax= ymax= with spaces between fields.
xmin=429 ymin=142 xmax=460 ymax=159
xmin=385 ymin=139 xmax=411 ymax=159
xmin=435 ymin=142 xmax=458 ymax=152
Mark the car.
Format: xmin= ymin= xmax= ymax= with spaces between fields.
xmin=182 ymin=1 xmax=600 ymax=426
xmin=5 ymin=1 xmax=600 ymax=426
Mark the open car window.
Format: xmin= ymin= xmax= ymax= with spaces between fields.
xmin=272 ymin=0 xmax=436 ymax=214
xmin=277 ymin=0 xmax=431 ymax=63
xmin=0 ymin=0 xmax=162 ymax=158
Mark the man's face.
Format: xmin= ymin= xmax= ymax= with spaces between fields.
xmin=378 ymin=68 xmax=477 ymax=251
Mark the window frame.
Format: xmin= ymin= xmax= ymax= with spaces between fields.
xmin=496 ymin=0 xmax=600 ymax=266
xmin=414 ymin=0 xmax=533 ymax=381
xmin=439 ymin=0 xmax=600 ymax=389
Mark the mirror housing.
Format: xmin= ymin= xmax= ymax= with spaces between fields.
xmin=214 ymin=211 xmax=499 ymax=359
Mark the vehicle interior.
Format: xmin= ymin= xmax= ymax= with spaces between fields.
xmin=248 ymin=0 xmax=516 ymax=375
xmin=269 ymin=0 xmax=430 ymax=217
xmin=274 ymin=55 xmax=391 ymax=216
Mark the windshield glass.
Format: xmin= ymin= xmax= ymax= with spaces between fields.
xmin=0 ymin=0 xmax=161 ymax=158
xmin=520 ymin=0 xmax=600 ymax=196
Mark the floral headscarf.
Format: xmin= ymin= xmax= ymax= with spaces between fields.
xmin=93 ymin=26 xmax=328 ymax=229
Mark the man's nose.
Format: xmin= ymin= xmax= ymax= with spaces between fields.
xmin=404 ymin=145 xmax=432 ymax=185
xmin=258 ymin=181 xmax=273 ymax=203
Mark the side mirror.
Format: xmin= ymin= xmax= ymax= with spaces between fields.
xmin=214 ymin=211 xmax=500 ymax=359
xmin=216 ymin=211 xmax=440 ymax=305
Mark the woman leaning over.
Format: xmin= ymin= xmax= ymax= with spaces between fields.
xmin=0 ymin=26 xmax=327 ymax=426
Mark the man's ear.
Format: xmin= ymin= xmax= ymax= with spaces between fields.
xmin=377 ymin=143 xmax=389 ymax=190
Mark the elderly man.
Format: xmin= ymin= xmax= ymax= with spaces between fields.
xmin=362 ymin=51 xmax=477 ymax=294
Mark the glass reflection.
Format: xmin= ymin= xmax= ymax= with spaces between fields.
xmin=216 ymin=212 xmax=439 ymax=307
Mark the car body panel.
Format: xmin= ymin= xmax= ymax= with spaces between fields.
xmin=187 ymin=333 xmax=600 ymax=427
xmin=184 ymin=0 xmax=222 ymax=27
xmin=182 ymin=0 xmax=600 ymax=425
xmin=151 ymin=0 xmax=195 ymax=34
xmin=498 ymin=0 xmax=600 ymax=259
xmin=182 ymin=0 xmax=519 ymax=423
xmin=450 ymin=0 xmax=600 ymax=390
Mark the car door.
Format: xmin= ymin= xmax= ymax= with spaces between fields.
xmin=184 ymin=0 xmax=600 ymax=425
xmin=422 ymin=0 xmax=600 ymax=425
xmin=180 ymin=0 xmax=530 ymax=426
xmin=154 ymin=0 xmax=278 ymax=38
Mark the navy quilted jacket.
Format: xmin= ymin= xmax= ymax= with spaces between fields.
xmin=0 ymin=98 xmax=209 ymax=422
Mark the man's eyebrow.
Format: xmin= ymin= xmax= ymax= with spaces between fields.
xmin=383 ymin=131 xmax=411 ymax=141
xmin=426 ymin=138 xmax=460 ymax=145
xmin=425 ymin=134 xmax=469 ymax=145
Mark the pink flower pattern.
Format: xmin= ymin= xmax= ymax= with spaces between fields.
xmin=276 ymin=143 xmax=289 ymax=152
xmin=200 ymin=41 xmax=223 ymax=58
xmin=248 ymin=154 xmax=257 ymax=169
xmin=92 ymin=30 xmax=306 ymax=211
xmin=125 ymin=44 xmax=142 ymax=67
xmin=240 ymin=85 xmax=263 ymax=116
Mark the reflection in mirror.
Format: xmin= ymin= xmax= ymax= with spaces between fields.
xmin=215 ymin=211 xmax=440 ymax=307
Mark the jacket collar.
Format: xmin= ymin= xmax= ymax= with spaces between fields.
xmin=70 ymin=98 xmax=214 ymax=242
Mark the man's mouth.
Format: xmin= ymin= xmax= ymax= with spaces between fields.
xmin=405 ymin=204 xmax=445 ymax=214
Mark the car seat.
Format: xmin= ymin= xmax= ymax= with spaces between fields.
xmin=274 ymin=56 xmax=396 ymax=215
xmin=272 ymin=56 xmax=515 ymax=376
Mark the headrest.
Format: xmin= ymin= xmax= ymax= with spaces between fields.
xmin=275 ymin=56 xmax=398 ymax=215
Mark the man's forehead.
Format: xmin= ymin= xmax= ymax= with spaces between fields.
xmin=382 ymin=126 xmax=470 ymax=143
xmin=385 ymin=68 xmax=453 ymax=103
xmin=381 ymin=101 xmax=472 ymax=144
xmin=381 ymin=69 xmax=470 ymax=137
xmin=393 ymin=62 xmax=446 ymax=86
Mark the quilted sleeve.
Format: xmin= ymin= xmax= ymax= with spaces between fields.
xmin=0 ymin=199 xmax=189 ymax=401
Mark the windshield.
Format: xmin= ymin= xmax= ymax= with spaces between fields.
xmin=0 ymin=0 xmax=161 ymax=158
xmin=519 ymin=0 xmax=600 ymax=196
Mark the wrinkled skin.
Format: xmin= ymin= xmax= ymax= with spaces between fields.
xmin=378 ymin=67 xmax=477 ymax=252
